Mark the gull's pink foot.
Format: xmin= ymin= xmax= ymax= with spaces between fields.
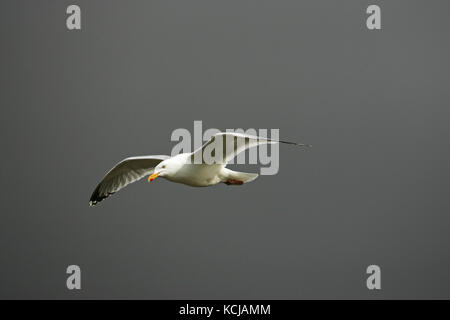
xmin=225 ymin=179 xmax=244 ymax=185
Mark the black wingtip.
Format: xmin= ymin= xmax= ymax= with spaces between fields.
xmin=89 ymin=184 xmax=115 ymax=207
xmin=278 ymin=140 xmax=312 ymax=148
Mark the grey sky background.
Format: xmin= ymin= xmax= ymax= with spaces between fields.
xmin=1 ymin=0 xmax=449 ymax=299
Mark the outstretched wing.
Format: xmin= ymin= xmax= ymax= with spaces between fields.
xmin=89 ymin=155 xmax=170 ymax=206
xmin=190 ymin=132 xmax=310 ymax=164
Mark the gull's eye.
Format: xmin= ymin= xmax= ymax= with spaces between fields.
xmin=162 ymin=165 xmax=166 ymax=169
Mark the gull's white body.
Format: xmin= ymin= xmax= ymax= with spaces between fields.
xmin=89 ymin=132 xmax=309 ymax=206
xmin=161 ymin=154 xmax=223 ymax=186
xmin=159 ymin=153 xmax=257 ymax=187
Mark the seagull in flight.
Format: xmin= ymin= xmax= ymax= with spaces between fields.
xmin=89 ymin=132 xmax=310 ymax=206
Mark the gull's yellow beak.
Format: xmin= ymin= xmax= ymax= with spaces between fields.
xmin=148 ymin=172 xmax=160 ymax=182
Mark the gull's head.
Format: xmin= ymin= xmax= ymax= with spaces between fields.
xmin=147 ymin=158 xmax=176 ymax=182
